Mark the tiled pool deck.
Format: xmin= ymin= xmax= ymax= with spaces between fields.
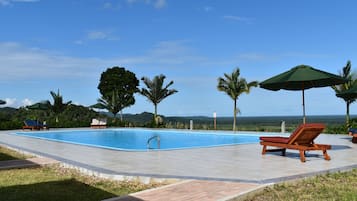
xmin=3 ymin=128 xmax=357 ymax=200
xmin=1 ymin=129 xmax=357 ymax=185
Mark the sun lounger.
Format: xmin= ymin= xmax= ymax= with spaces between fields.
xmin=90 ymin=118 xmax=107 ymax=128
xmin=259 ymin=123 xmax=331 ymax=162
xmin=22 ymin=120 xmax=44 ymax=130
xmin=348 ymin=128 xmax=357 ymax=143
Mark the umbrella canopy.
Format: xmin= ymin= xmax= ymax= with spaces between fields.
xmin=0 ymin=100 xmax=5 ymax=105
xmin=27 ymin=102 xmax=51 ymax=110
xmin=336 ymin=85 xmax=357 ymax=100
xmin=260 ymin=65 xmax=347 ymax=123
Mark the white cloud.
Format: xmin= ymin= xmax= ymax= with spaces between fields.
xmin=0 ymin=0 xmax=10 ymax=6
xmin=154 ymin=0 xmax=166 ymax=9
xmin=75 ymin=30 xmax=119 ymax=44
xmin=13 ymin=0 xmax=39 ymax=2
xmin=223 ymin=15 xmax=254 ymax=24
xmin=103 ymin=2 xmax=120 ymax=10
xmin=103 ymin=2 xmax=113 ymax=9
xmin=126 ymin=0 xmax=166 ymax=9
xmin=238 ymin=53 xmax=276 ymax=61
xmin=22 ymin=98 xmax=33 ymax=106
xmin=3 ymin=98 xmax=16 ymax=107
xmin=74 ymin=40 xmax=84 ymax=45
xmin=0 ymin=40 xmax=206 ymax=83
xmin=0 ymin=0 xmax=38 ymax=6
xmin=115 ymin=40 xmax=207 ymax=66
xmin=0 ymin=98 xmax=34 ymax=108
xmin=0 ymin=42 xmax=111 ymax=80
xmin=203 ymin=6 xmax=213 ymax=12
xmin=87 ymin=31 xmax=108 ymax=40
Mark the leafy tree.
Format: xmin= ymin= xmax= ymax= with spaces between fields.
xmin=139 ymin=74 xmax=178 ymax=124
xmin=332 ymin=60 xmax=357 ymax=127
xmin=217 ymin=68 xmax=258 ymax=131
xmin=49 ymin=89 xmax=72 ymax=122
xmin=0 ymin=100 xmax=5 ymax=105
xmin=96 ymin=67 xmax=139 ymax=121
xmin=93 ymin=90 xmax=124 ymax=120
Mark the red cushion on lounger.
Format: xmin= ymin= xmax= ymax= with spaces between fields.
xmin=259 ymin=136 xmax=290 ymax=144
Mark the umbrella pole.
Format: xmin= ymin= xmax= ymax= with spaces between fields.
xmin=302 ymin=89 xmax=306 ymax=124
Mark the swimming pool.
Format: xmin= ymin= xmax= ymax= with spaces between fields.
xmin=15 ymin=129 xmax=261 ymax=151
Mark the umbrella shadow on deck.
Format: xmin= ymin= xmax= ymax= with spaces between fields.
xmin=331 ymin=144 xmax=352 ymax=150
xmin=263 ymin=144 xmax=351 ymax=161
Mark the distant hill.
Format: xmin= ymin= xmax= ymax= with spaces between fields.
xmin=0 ymin=107 xmax=18 ymax=113
xmin=123 ymin=112 xmax=155 ymax=123
xmin=112 ymin=111 xmax=351 ymax=126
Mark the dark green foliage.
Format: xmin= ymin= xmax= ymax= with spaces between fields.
xmin=48 ymin=105 xmax=100 ymax=128
xmin=332 ymin=60 xmax=357 ymax=127
xmin=96 ymin=67 xmax=139 ymax=118
xmin=217 ymin=68 xmax=258 ymax=131
xmin=139 ymin=74 xmax=178 ymax=121
xmin=50 ymin=89 xmax=72 ymax=116
xmin=0 ymin=105 xmax=102 ymax=130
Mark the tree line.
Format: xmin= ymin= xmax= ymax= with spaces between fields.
xmin=1 ymin=62 xmax=357 ymax=131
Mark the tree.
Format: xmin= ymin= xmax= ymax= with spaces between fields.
xmin=332 ymin=60 xmax=357 ymax=127
xmin=139 ymin=74 xmax=178 ymax=124
xmin=49 ymin=89 xmax=72 ymax=122
xmin=94 ymin=90 xmax=125 ymax=120
xmin=97 ymin=67 xmax=139 ymax=120
xmin=217 ymin=68 xmax=258 ymax=131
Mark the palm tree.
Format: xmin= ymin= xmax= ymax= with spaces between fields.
xmin=94 ymin=90 xmax=126 ymax=121
xmin=50 ymin=89 xmax=72 ymax=122
xmin=139 ymin=74 xmax=178 ymax=124
xmin=217 ymin=68 xmax=258 ymax=131
xmin=332 ymin=60 xmax=357 ymax=127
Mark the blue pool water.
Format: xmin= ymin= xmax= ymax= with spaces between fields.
xmin=15 ymin=129 xmax=261 ymax=151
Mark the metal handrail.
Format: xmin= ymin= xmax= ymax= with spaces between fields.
xmin=147 ymin=135 xmax=160 ymax=149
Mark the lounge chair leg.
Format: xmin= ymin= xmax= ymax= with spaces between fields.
xmin=299 ymin=150 xmax=306 ymax=162
xmin=282 ymin=149 xmax=286 ymax=156
xmin=323 ymin=150 xmax=331 ymax=161
xmin=262 ymin=145 xmax=267 ymax=155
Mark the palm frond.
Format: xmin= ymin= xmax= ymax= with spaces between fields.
xmin=139 ymin=74 xmax=177 ymax=116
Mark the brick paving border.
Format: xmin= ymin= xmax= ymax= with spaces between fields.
xmin=108 ymin=180 xmax=266 ymax=201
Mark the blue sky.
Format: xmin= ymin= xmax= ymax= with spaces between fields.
xmin=1 ymin=0 xmax=357 ymax=117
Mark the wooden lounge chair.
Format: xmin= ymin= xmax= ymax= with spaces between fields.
xmin=259 ymin=123 xmax=331 ymax=162
xmin=348 ymin=128 xmax=357 ymax=143
xmin=90 ymin=118 xmax=107 ymax=129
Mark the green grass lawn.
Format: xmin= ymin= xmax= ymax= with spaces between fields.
xmin=0 ymin=146 xmax=29 ymax=161
xmin=0 ymin=146 xmax=167 ymax=201
xmin=243 ymin=169 xmax=357 ymax=201
xmin=0 ymin=166 xmax=165 ymax=201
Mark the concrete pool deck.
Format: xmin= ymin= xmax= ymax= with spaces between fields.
xmin=1 ymin=128 xmax=357 ymax=184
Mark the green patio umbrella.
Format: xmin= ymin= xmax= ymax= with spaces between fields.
xmin=260 ymin=65 xmax=347 ymax=123
xmin=336 ymin=85 xmax=357 ymax=100
xmin=0 ymin=100 xmax=5 ymax=105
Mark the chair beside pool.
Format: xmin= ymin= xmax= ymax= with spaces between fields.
xmin=23 ymin=120 xmax=45 ymax=130
xmin=348 ymin=128 xmax=357 ymax=143
xmin=90 ymin=118 xmax=107 ymax=129
xmin=259 ymin=123 xmax=331 ymax=162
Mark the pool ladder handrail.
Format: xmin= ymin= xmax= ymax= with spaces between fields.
xmin=147 ymin=135 xmax=160 ymax=149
